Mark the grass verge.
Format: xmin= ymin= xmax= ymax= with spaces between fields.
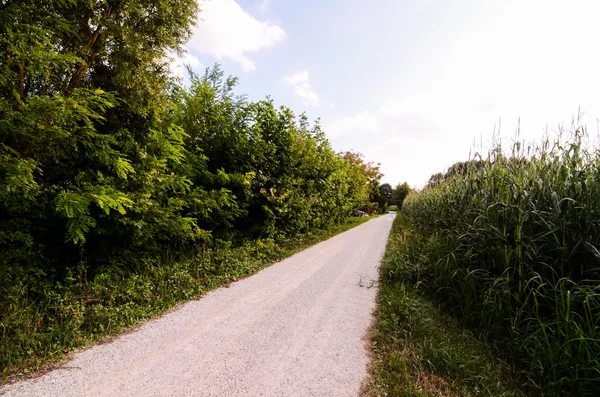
xmin=365 ymin=214 xmax=528 ymax=396
xmin=1 ymin=215 xmax=376 ymax=385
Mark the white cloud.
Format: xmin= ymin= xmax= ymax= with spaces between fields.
xmin=322 ymin=94 xmax=491 ymax=188
xmin=323 ymin=0 xmax=600 ymax=187
xmin=170 ymin=52 xmax=203 ymax=79
xmin=189 ymin=0 xmax=286 ymax=72
xmin=377 ymin=98 xmax=401 ymax=117
xmin=293 ymin=83 xmax=320 ymax=107
xmin=324 ymin=97 xmax=419 ymax=141
xmin=282 ymin=71 xmax=320 ymax=106
xmin=257 ymin=0 xmax=271 ymax=14
xmin=282 ymin=71 xmax=308 ymax=85
xmin=324 ymin=110 xmax=378 ymax=138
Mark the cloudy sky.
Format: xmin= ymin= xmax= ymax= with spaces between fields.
xmin=177 ymin=0 xmax=600 ymax=187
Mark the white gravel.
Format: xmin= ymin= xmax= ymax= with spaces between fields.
xmin=1 ymin=214 xmax=394 ymax=397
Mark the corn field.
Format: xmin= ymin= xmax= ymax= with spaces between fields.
xmin=392 ymin=124 xmax=600 ymax=395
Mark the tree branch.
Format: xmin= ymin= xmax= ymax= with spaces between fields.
xmin=0 ymin=0 xmax=17 ymax=12
xmin=18 ymin=62 xmax=25 ymax=100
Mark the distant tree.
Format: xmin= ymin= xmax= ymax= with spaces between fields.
xmin=379 ymin=183 xmax=393 ymax=202
xmin=342 ymin=152 xmax=382 ymax=201
xmin=444 ymin=160 xmax=488 ymax=179
xmin=342 ymin=152 xmax=382 ymax=182
xmin=392 ymin=182 xmax=412 ymax=208
xmin=342 ymin=152 xmax=383 ymax=213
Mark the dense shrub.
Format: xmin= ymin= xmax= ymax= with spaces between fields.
xmin=0 ymin=0 xmax=376 ymax=374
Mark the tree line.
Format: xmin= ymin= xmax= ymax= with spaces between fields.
xmin=371 ymin=182 xmax=412 ymax=212
xmin=0 ymin=1 xmax=380 ymax=302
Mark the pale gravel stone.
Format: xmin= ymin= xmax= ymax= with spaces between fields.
xmin=1 ymin=214 xmax=394 ymax=397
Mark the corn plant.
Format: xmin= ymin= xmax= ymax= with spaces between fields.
xmin=397 ymin=124 xmax=600 ymax=395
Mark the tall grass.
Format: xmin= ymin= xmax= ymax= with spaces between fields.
xmin=395 ymin=125 xmax=600 ymax=395
xmin=369 ymin=214 xmax=526 ymax=396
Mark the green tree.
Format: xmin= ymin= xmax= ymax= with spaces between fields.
xmin=0 ymin=0 xmax=200 ymax=279
xmin=1 ymin=0 xmax=197 ymax=104
xmin=379 ymin=183 xmax=393 ymax=202
xmin=0 ymin=2 xmax=386 ymax=373
xmin=392 ymin=182 xmax=411 ymax=208
xmin=343 ymin=152 xmax=382 ymax=213
xmin=177 ymin=67 xmax=374 ymax=237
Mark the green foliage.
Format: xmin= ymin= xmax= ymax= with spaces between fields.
xmin=1 ymin=216 xmax=374 ymax=380
xmin=0 ymin=0 xmax=376 ymax=377
xmin=368 ymin=214 xmax=526 ymax=396
xmin=379 ymin=183 xmax=393 ymax=201
xmin=395 ymin=128 xmax=600 ymax=395
xmin=175 ymin=68 xmax=372 ymax=238
xmin=379 ymin=201 xmax=389 ymax=214
xmin=391 ymin=182 xmax=412 ymax=209
xmin=341 ymin=152 xmax=382 ymax=213
xmin=0 ymin=0 xmax=197 ymax=109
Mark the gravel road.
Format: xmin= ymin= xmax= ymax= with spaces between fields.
xmin=1 ymin=214 xmax=394 ymax=397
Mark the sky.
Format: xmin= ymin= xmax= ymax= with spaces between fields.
xmin=175 ymin=0 xmax=600 ymax=188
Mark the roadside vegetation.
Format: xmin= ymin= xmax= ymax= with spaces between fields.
xmin=371 ymin=125 xmax=600 ymax=396
xmin=0 ymin=1 xmax=383 ymax=379
xmin=368 ymin=214 xmax=528 ymax=396
xmin=2 ymin=215 xmax=373 ymax=381
xmin=372 ymin=182 xmax=412 ymax=214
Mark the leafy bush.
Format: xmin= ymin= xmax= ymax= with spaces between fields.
xmin=0 ymin=0 xmax=376 ymax=376
xmin=0 ymin=216 xmax=374 ymax=377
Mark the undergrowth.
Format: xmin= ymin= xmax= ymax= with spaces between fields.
xmin=367 ymin=214 xmax=527 ymax=396
xmin=0 ymin=215 xmax=373 ymax=383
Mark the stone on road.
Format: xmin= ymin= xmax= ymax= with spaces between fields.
xmin=2 ymin=215 xmax=394 ymax=397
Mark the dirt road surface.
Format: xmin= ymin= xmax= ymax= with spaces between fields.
xmin=1 ymin=214 xmax=394 ymax=397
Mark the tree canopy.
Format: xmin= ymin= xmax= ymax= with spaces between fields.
xmin=0 ymin=1 xmax=378 ymax=294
